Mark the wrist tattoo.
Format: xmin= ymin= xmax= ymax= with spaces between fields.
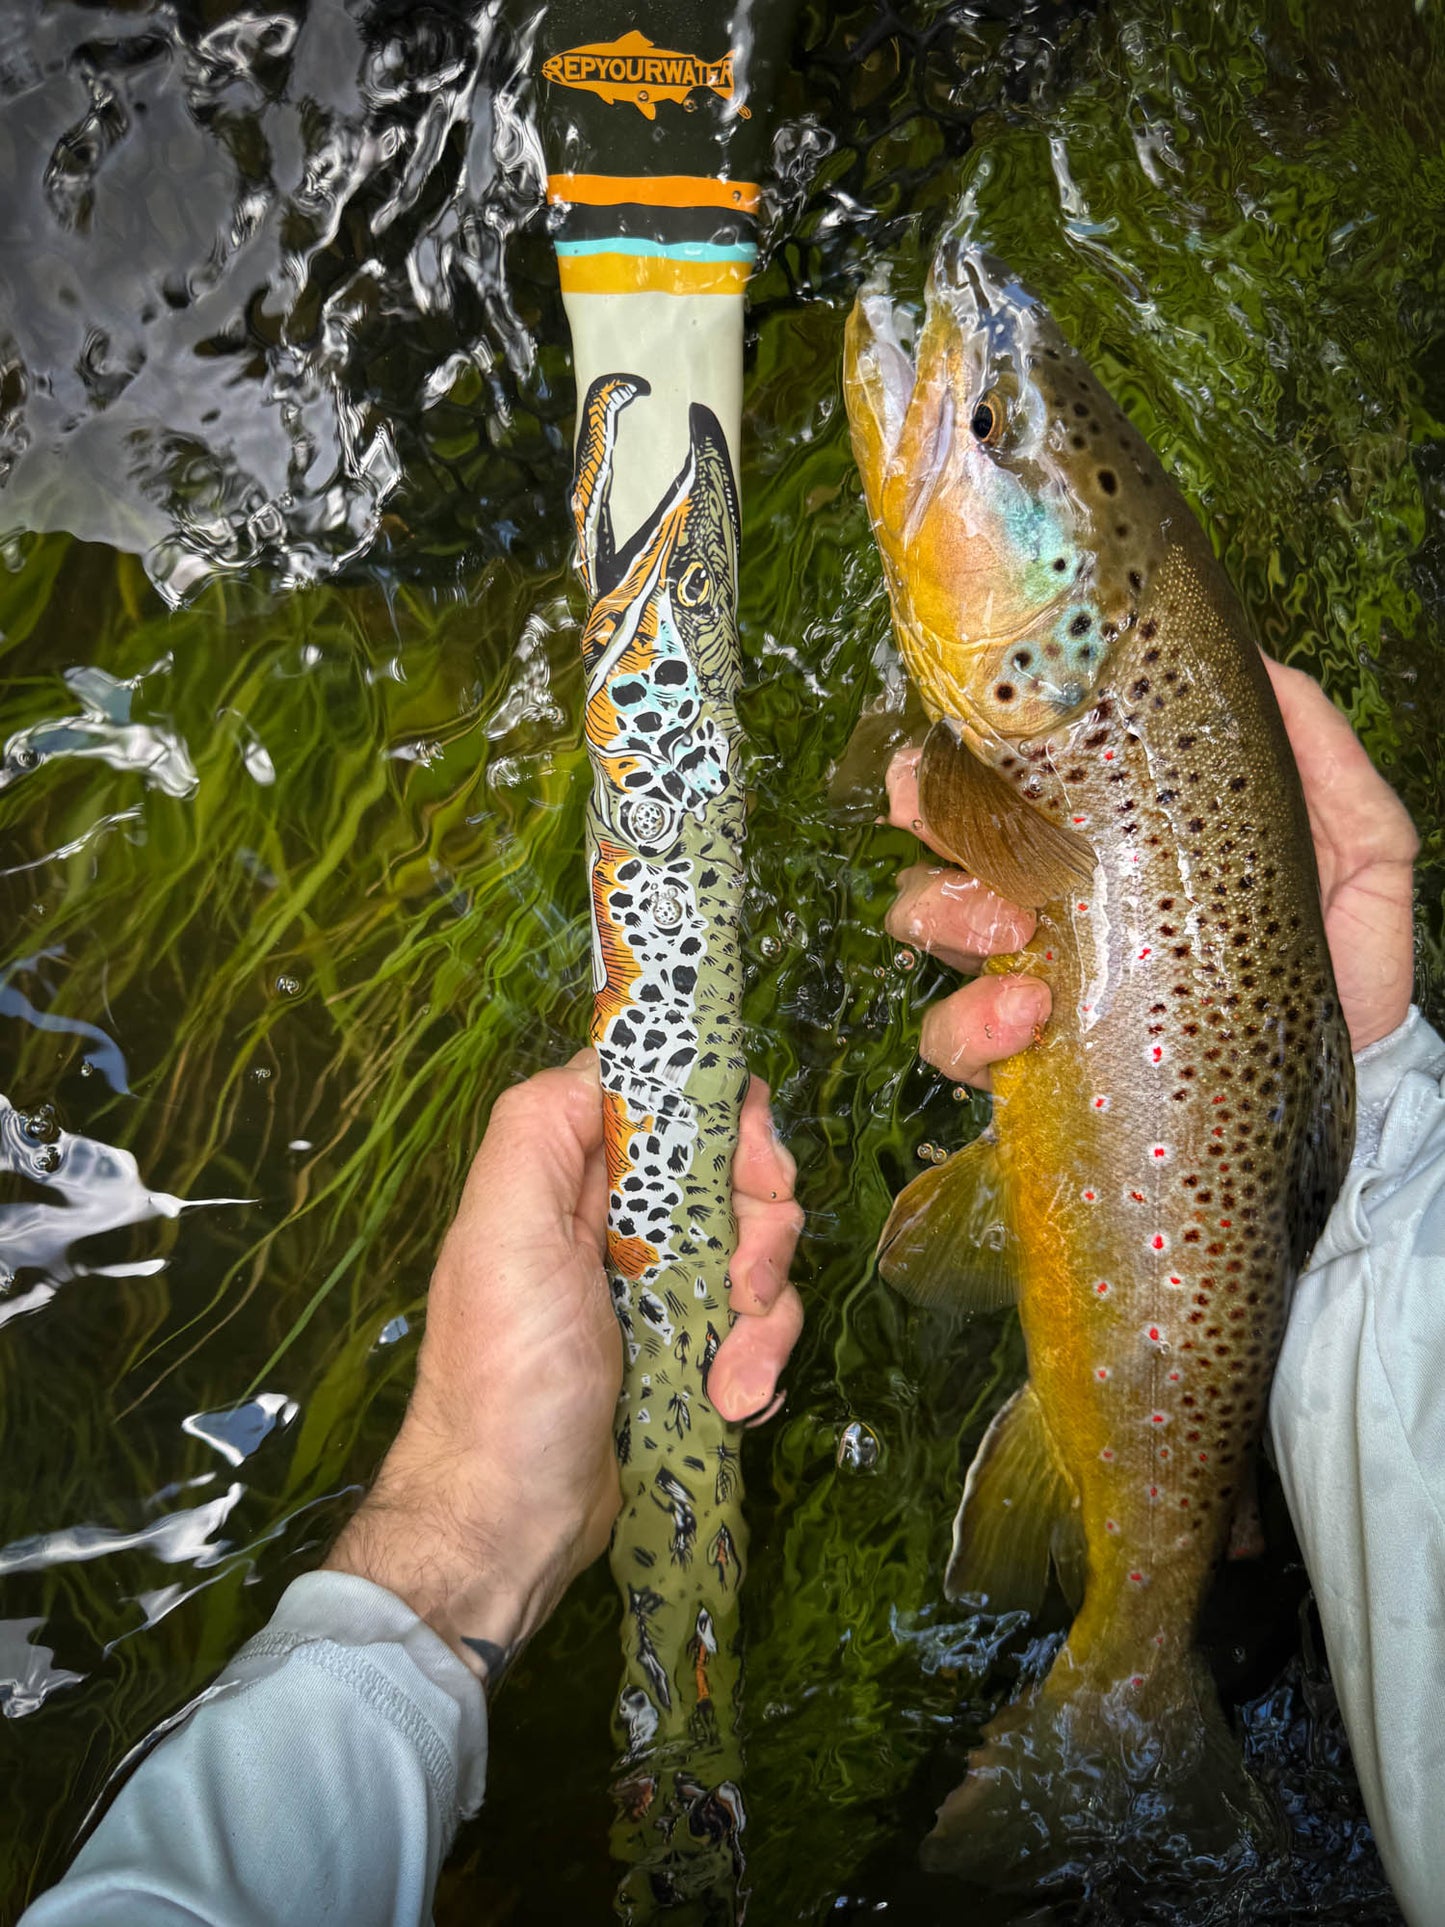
xmin=462 ymin=1635 xmax=515 ymax=1685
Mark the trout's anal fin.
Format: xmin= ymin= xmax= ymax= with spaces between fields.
xmin=945 ymin=1382 xmax=1081 ymax=1615
xmin=877 ymin=1134 xmax=1017 ymax=1314
xmin=918 ymin=720 xmax=1095 ymax=908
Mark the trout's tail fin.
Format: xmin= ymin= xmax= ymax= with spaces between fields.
xmin=922 ymin=1651 xmax=1278 ymax=1888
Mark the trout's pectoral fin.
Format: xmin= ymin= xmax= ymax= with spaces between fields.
xmin=919 ymin=720 xmax=1095 ymax=908
xmin=826 ymin=682 xmax=931 ymax=823
xmin=945 ymin=1382 xmax=1081 ymax=1615
xmin=877 ymin=1135 xmax=1017 ymax=1314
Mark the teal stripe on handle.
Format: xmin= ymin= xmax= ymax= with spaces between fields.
xmin=553 ymin=237 xmax=758 ymax=262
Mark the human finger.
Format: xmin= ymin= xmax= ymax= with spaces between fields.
xmin=918 ymin=975 xmax=1051 ymax=1091
xmin=562 ymin=1050 xmax=610 ymax=1253
xmin=454 ymin=1055 xmax=604 ymax=1264
xmin=1263 ymin=657 xmax=1419 ymax=872
xmin=731 ymin=1077 xmax=796 ymax=1202
xmin=708 ymin=1281 xmax=805 ymax=1424
xmin=729 ymin=1185 xmax=805 ymax=1315
xmin=885 ymin=746 xmax=1035 ymax=958
xmin=887 ymin=861 xmax=1036 ymax=970
xmin=885 ymin=745 xmax=973 ymax=865
xmin=726 ymin=1077 xmax=804 ymax=1313
xmin=885 ymin=743 xmax=927 ymax=826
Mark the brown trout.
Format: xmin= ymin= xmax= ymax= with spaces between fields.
xmin=844 ymin=243 xmax=1355 ymax=1875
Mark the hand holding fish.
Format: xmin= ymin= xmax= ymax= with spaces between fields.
xmin=325 ymin=1051 xmax=802 ymax=1683
xmin=888 ymin=659 xmax=1418 ymax=1082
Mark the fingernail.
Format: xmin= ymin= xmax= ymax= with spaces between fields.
xmin=567 ymin=1047 xmax=600 ymax=1080
xmin=997 ymin=980 xmax=1047 ymax=1027
xmin=744 ymin=1388 xmax=786 ymax=1428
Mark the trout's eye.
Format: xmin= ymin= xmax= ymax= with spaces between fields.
xmin=676 ymin=561 xmax=711 ymax=607
xmin=970 ymin=393 xmax=1005 ymax=445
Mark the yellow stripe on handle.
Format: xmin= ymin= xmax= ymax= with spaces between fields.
xmin=558 ymin=252 xmax=752 ymax=295
xmin=547 ymin=171 xmax=761 ymax=212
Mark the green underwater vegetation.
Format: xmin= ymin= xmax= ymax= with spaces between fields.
xmin=1 ymin=0 xmax=1443 ymax=1920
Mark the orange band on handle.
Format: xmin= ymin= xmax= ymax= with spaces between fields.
xmin=558 ymin=253 xmax=752 ymax=296
xmin=547 ymin=172 xmax=761 ymax=212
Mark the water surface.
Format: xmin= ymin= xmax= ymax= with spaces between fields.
xmin=1 ymin=1 xmax=1442 ymax=1920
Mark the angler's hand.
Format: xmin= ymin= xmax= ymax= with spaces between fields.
xmin=325 ymin=1052 xmax=803 ymax=1683
xmin=885 ymin=660 xmax=1418 ymax=1083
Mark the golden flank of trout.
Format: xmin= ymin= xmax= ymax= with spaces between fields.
xmin=844 ymin=242 xmax=1355 ymax=1876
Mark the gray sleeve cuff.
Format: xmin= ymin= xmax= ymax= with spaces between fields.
xmin=20 ymin=1570 xmax=490 ymax=1926
xmin=1309 ymin=1007 xmax=1445 ymax=1264
xmin=229 ymin=1569 xmax=490 ymax=1820
xmin=1270 ymin=1002 xmax=1445 ymax=1925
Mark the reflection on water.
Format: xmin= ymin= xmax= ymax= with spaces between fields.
xmin=0 ymin=1081 xmax=249 ymax=1295
xmin=0 ymin=0 xmax=547 ymax=599
xmin=1 ymin=0 xmax=1442 ymax=1921
xmin=2 ymin=662 xmax=198 ymax=799
xmin=0 ymin=1618 xmax=85 ymax=1720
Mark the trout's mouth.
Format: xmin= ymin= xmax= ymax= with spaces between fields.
xmin=851 ymin=262 xmax=1090 ymax=707
xmin=851 ymin=284 xmax=920 ymax=475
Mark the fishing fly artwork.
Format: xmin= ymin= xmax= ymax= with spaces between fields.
xmin=845 ymin=240 xmax=1357 ymax=1878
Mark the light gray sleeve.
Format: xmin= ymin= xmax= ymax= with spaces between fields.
xmin=1270 ymin=1006 xmax=1445 ymax=1927
xmin=20 ymin=1570 xmax=488 ymax=1927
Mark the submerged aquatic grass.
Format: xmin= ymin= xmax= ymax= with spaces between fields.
xmin=0 ymin=542 xmax=596 ymax=1898
xmin=0 ymin=0 xmax=1442 ymax=1921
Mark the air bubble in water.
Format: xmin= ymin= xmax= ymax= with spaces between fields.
xmin=837 ymin=1421 xmax=881 ymax=1472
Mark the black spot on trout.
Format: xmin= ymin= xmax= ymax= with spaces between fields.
xmin=845 ymin=243 xmax=1354 ymax=1878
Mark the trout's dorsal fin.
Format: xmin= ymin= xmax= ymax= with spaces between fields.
xmin=944 ymin=1382 xmax=1081 ymax=1613
xmin=877 ymin=1135 xmax=1018 ymax=1314
xmin=918 ymin=720 xmax=1095 ymax=908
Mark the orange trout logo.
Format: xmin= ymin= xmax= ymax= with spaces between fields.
xmin=542 ymin=30 xmax=744 ymax=120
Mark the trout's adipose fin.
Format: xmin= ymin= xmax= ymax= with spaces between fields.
xmin=919 ymin=720 xmax=1095 ymax=907
xmin=877 ymin=1134 xmax=1017 ymax=1314
xmin=944 ymin=1381 xmax=1082 ymax=1614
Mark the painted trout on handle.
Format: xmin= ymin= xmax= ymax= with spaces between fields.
xmin=844 ymin=243 xmax=1355 ymax=1877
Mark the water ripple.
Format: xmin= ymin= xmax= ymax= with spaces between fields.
xmin=0 ymin=0 xmax=545 ymax=601
xmin=0 ymin=1091 xmax=249 ymax=1297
